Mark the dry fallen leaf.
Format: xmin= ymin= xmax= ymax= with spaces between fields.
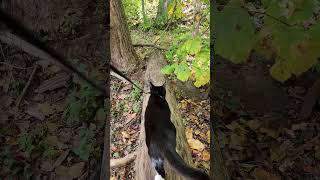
xmin=68 ymin=162 xmax=85 ymax=178
xmin=55 ymin=165 xmax=69 ymax=176
xmin=126 ymin=113 xmax=137 ymax=123
xmin=202 ymin=150 xmax=210 ymax=161
xmin=270 ymin=146 xmax=286 ymax=162
xmin=5 ymin=136 xmax=17 ymax=145
xmin=188 ymin=139 xmax=205 ymax=151
xmin=206 ymin=131 xmax=210 ymax=143
xmin=118 ymin=94 xmax=127 ymax=99
xmin=39 ymin=103 xmax=54 ymax=116
xmin=46 ymin=135 xmax=67 ymax=150
xmin=40 ymin=161 xmax=53 ymax=172
xmin=194 ymin=129 xmax=201 ymax=135
xmin=111 ymin=145 xmax=117 ymax=152
xmin=229 ymin=133 xmax=247 ymax=147
xmin=259 ymin=128 xmax=279 ymax=139
xmin=26 ymin=105 xmax=45 ymax=120
xmin=121 ymin=131 xmax=130 ymax=139
xmin=15 ymin=121 xmax=30 ymax=133
xmin=110 ymin=177 xmax=117 ymax=180
xmin=246 ymin=119 xmax=262 ymax=130
xmin=252 ymin=168 xmax=281 ymax=180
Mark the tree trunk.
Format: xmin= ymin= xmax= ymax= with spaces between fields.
xmin=135 ymin=50 xmax=194 ymax=180
xmin=0 ymin=0 xmax=107 ymax=60
xmin=141 ymin=0 xmax=147 ymax=24
xmin=156 ymin=0 xmax=170 ymax=21
xmin=110 ymin=0 xmax=138 ymax=72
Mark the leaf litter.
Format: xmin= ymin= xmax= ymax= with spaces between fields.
xmin=0 ymin=35 xmax=106 ymax=179
xmin=212 ymin=88 xmax=320 ymax=180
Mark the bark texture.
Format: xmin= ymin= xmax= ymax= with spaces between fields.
xmin=156 ymin=0 xmax=170 ymax=20
xmin=135 ymin=50 xmax=194 ymax=180
xmin=1 ymin=0 xmax=107 ymax=61
xmin=110 ymin=0 xmax=138 ymax=72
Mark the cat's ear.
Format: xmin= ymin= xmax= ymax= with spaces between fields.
xmin=150 ymin=81 xmax=155 ymax=87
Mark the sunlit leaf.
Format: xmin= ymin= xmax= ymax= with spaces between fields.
xmin=174 ymin=63 xmax=191 ymax=82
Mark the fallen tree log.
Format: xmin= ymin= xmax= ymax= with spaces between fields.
xmin=135 ymin=50 xmax=195 ymax=180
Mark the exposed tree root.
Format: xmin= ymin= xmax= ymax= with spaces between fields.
xmin=110 ymin=151 xmax=137 ymax=168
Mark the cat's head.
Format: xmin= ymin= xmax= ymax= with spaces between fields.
xmin=150 ymin=82 xmax=166 ymax=98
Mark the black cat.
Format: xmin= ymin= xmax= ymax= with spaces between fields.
xmin=145 ymin=82 xmax=210 ymax=180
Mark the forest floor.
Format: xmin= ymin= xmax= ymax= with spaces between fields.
xmin=0 ymin=42 xmax=105 ymax=179
xmin=0 ymin=2 xmax=107 ymax=179
xmin=110 ymin=29 xmax=210 ymax=179
xmin=212 ymin=59 xmax=320 ymax=179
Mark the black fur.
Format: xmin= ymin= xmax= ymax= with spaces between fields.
xmin=145 ymin=83 xmax=210 ymax=180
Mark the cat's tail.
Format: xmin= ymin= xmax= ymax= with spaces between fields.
xmin=162 ymin=149 xmax=210 ymax=180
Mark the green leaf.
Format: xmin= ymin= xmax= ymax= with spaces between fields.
xmin=161 ymin=64 xmax=176 ymax=75
xmin=213 ymin=0 xmax=256 ymax=63
xmin=269 ymin=59 xmax=292 ymax=82
xmin=287 ymin=0 xmax=315 ymax=24
xmin=17 ymin=134 xmax=34 ymax=158
xmin=192 ymin=50 xmax=210 ymax=87
xmin=194 ymin=69 xmax=210 ymax=87
xmin=187 ymin=37 xmax=202 ymax=55
xmin=261 ymin=9 xmax=320 ymax=82
xmin=73 ymin=129 xmax=94 ymax=161
xmin=174 ymin=63 xmax=191 ymax=82
xmin=194 ymin=50 xmax=210 ymax=67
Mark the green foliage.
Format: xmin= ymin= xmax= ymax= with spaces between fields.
xmin=161 ymin=33 xmax=210 ymax=87
xmin=129 ymin=83 xmax=143 ymax=113
xmin=124 ymin=0 xmax=158 ymax=28
xmin=73 ymin=128 xmax=95 ymax=161
xmin=9 ymin=81 xmax=24 ymax=96
xmin=213 ymin=0 xmax=256 ymax=63
xmin=123 ymin=0 xmax=142 ymax=27
xmin=167 ymin=0 xmax=185 ymax=20
xmin=63 ymin=62 xmax=102 ymax=126
xmin=17 ymin=134 xmax=34 ymax=158
xmin=214 ymin=0 xmax=320 ymax=82
xmin=16 ymin=125 xmax=57 ymax=160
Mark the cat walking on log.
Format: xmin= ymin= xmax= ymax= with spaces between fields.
xmin=145 ymin=82 xmax=210 ymax=180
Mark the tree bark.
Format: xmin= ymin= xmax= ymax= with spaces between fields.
xmin=110 ymin=0 xmax=138 ymax=72
xmin=156 ymin=0 xmax=170 ymax=21
xmin=141 ymin=0 xmax=147 ymax=24
xmin=135 ymin=50 xmax=194 ymax=180
xmin=0 ymin=0 xmax=107 ymax=60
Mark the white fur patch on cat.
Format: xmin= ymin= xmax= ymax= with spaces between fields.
xmin=154 ymin=174 xmax=164 ymax=180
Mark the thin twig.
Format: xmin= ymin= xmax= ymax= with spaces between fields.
xmin=111 ymin=71 xmax=129 ymax=83
xmin=0 ymin=43 xmax=7 ymax=62
xmin=0 ymin=62 xmax=31 ymax=70
xmin=110 ymin=151 xmax=137 ymax=168
xmin=133 ymin=43 xmax=167 ymax=51
xmin=15 ymin=65 xmax=38 ymax=107
xmin=264 ymin=13 xmax=296 ymax=27
xmin=249 ymin=10 xmax=296 ymax=27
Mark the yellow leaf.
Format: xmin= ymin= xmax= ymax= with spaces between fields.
xmin=251 ymin=168 xmax=281 ymax=180
xmin=206 ymin=131 xmax=210 ymax=143
xmin=202 ymin=150 xmax=210 ymax=161
xmin=121 ymin=131 xmax=130 ymax=139
xmin=188 ymin=139 xmax=205 ymax=151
